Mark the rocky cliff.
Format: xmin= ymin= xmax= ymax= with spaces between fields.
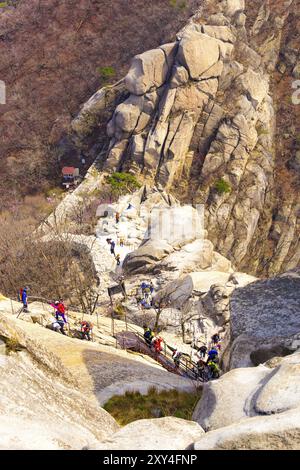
xmin=0 ymin=0 xmax=198 ymax=207
xmin=72 ymin=0 xmax=300 ymax=277
xmin=1 ymin=0 xmax=300 ymax=451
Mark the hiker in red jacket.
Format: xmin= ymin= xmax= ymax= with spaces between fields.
xmin=153 ymin=336 xmax=163 ymax=353
xmin=54 ymin=299 xmax=68 ymax=324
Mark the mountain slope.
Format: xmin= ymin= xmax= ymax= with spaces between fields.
xmin=75 ymin=0 xmax=299 ymax=275
xmin=0 ymin=0 xmax=199 ymax=207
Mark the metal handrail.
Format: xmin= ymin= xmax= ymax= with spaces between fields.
xmin=123 ymin=323 xmax=200 ymax=380
xmin=15 ymin=293 xmax=207 ymax=379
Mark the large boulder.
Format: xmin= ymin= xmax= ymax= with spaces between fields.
xmin=123 ymin=204 xmax=206 ymax=274
xmin=189 ymin=271 xmax=232 ymax=294
xmin=153 ymin=270 xmax=238 ymax=309
xmin=146 ymin=205 xmax=205 ymax=247
xmin=122 ymin=240 xmax=174 ymax=274
xmin=114 ymin=100 xmax=142 ymax=133
xmin=95 ymin=417 xmax=204 ymax=450
xmin=125 ymin=45 xmax=176 ymax=95
xmin=254 ymin=353 xmax=300 ymax=415
xmin=192 ymin=350 xmax=300 ymax=447
xmin=193 ymin=407 xmax=300 ymax=450
xmin=222 ymin=0 xmax=245 ymax=17
xmin=229 ymin=269 xmax=300 ymax=367
xmin=161 ymin=239 xmax=214 ymax=274
xmin=211 ymin=252 xmax=233 ymax=272
xmin=177 ymin=31 xmax=220 ymax=80
xmin=202 ymin=25 xmax=236 ymax=43
xmin=105 ymin=139 xmax=128 ymax=170
xmin=237 ymin=69 xmax=269 ymax=108
xmin=0 ymin=347 xmax=119 ymax=450
xmin=154 ymin=276 xmax=194 ymax=310
xmin=192 ymin=365 xmax=270 ymax=431
xmin=71 ymin=81 xmax=125 ymax=137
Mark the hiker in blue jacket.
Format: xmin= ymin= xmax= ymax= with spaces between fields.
xmin=21 ymin=287 xmax=28 ymax=312
xmin=206 ymin=348 xmax=219 ymax=364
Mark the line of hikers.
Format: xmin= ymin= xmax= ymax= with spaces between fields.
xmin=143 ymin=326 xmax=221 ymax=380
xmin=193 ymin=333 xmax=222 ymax=380
xmin=143 ymin=326 xmax=164 ymax=353
xmin=49 ymin=299 xmax=93 ymax=341
xmin=17 ymin=289 xmax=93 ymax=342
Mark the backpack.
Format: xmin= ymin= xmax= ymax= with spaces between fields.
xmin=82 ymin=321 xmax=92 ymax=331
xmin=18 ymin=288 xmax=23 ymax=302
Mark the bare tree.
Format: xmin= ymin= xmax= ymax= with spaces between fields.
xmin=0 ymin=213 xmax=100 ymax=312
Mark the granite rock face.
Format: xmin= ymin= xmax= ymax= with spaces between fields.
xmin=193 ymin=407 xmax=300 ymax=450
xmin=94 ymin=417 xmax=205 ymax=451
xmin=70 ymin=0 xmax=300 ymax=278
xmin=228 ymin=269 xmax=300 ymax=368
xmin=192 ymin=351 xmax=300 ymax=449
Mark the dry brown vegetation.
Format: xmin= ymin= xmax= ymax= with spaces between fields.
xmin=245 ymin=0 xmax=300 ymax=195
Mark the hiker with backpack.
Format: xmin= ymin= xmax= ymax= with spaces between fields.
xmin=50 ymin=299 xmax=68 ymax=325
xmin=149 ymin=281 xmax=154 ymax=294
xmin=172 ymin=349 xmax=182 ymax=368
xmin=57 ymin=299 xmax=68 ymax=323
xmin=139 ymin=298 xmax=152 ymax=310
xmin=153 ymin=336 xmax=163 ymax=354
xmin=143 ymin=326 xmax=155 ymax=346
xmin=198 ymin=345 xmax=208 ymax=359
xmin=16 ymin=287 xmax=29 ymax=317
xmin=211 ymin=333 xmax=220 ymax=345
xmin=207 ymin=347 xmax=219 ymax=364
xmin=107 ymin=238 xmax=116 ymax=256
xmin=111 ymin=241 xmax=116 ymax=255
xmin=196 ymin=359 xmax=210 ymax=381
xmin=21 ymin=287 xmax=29 ymax=313
xmin=50 ymin=317 xmax=66 ymax=335
xmin=207 ymin=359 xmax=220 ymax=379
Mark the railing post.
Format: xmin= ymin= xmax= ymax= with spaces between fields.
xmin=111 ymin=311 xmax=115 ymax=338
